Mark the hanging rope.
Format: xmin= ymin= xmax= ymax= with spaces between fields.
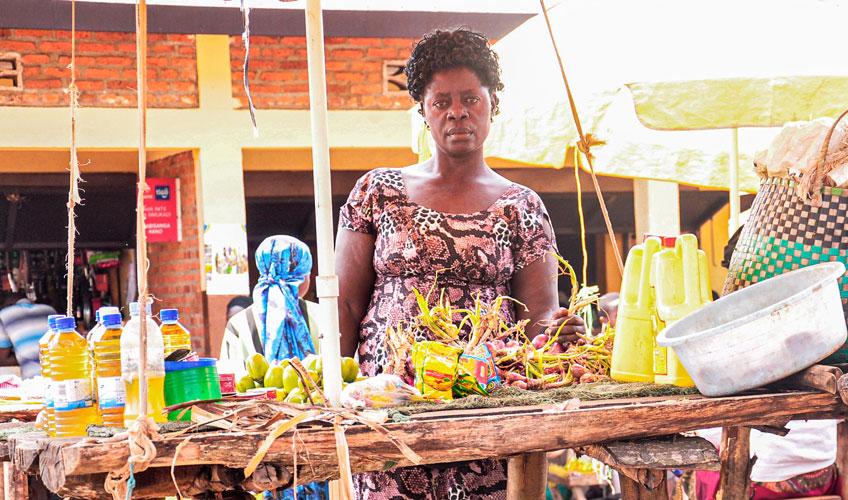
xmin=240 ymin=0 xmax=259 ymax=137
xmin=573 ymin=148 xmax=588 ymax=286
xmin=104 ymin=1 xmax=159 ymax=497
xmin=539 ymin=0 xmax=624 ymax=276
xmin=64 ymin=0 xmax=83 ymax=316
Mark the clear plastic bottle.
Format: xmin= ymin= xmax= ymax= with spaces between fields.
xmin=159 ymin=308 xmax=191 ymax=357
xmin=121 ymin=301 xmax=166 ymax=425
xmin=93 ymin=313 xmax=126 ymax=426
xmin=38 ymin=314 xmax=65 ymax=437
xmin=85 ymin=306 xmax=119 ymax=424
xmin=49 ymin=316 xmax=96 ymax=437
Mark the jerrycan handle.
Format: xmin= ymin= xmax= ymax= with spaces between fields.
xmin=619 ymin=237 xmax=662 ymax=314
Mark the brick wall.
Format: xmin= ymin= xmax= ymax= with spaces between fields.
xmin=229 ymin=36 xmax=415 ymax=110
xmin=0 ymin=29 xmax=198 ymax=107
xmin=145 ymin=151 xmax=206 ymax=353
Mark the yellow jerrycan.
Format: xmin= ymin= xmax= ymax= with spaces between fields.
xmin=610 ymin=237 xmax=662 ymax=382
xmin=651 ymin=234 xmax=712 ymax=386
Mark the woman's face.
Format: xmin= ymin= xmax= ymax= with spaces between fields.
xmin=421 ymin=66 xmax=497 ymax=158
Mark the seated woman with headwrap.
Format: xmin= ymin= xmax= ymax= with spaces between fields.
xmin=221 ymin=235 xmax=320 ymax=364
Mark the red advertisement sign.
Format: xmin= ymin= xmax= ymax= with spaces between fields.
xmin=143 ymin=178 xmax=181 ymax=242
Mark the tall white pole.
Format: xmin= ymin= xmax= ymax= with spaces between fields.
xmin=729 ymin=128 xmax=741 ymax=234
xmin=304 ymin=0 xmax=343 ymax=408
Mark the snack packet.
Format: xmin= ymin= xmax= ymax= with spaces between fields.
xmin=340 ymin=374 xmax=422 ymax=409
xmin=453 ymin=344 xmax=502 ymax=397
xmin=411 ymin=341 xmax=462 ymax=401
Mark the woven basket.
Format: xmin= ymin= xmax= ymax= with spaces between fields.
xmin=722 ymin=109 xmax=848 ymax=363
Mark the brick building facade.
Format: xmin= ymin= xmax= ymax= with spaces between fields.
xmin=1 ymin=28 xmax=416 ymax=111
xmin=145 ymin=151 xmax=205 ymax=353
xmin=0 ymin=28 xmax=422 ymax=354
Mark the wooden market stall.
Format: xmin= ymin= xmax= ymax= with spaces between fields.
xmin=3 ymin=378 xmax=848 ymax=500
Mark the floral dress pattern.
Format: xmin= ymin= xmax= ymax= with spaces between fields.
xmin=339 ymin=168 xmax=555 ymax=500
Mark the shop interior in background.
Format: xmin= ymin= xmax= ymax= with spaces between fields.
xmin=0 ymin=173 xmax=136 ymax=332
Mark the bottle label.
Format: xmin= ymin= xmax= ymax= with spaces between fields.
xmin=97 ymin=376 xmax=126 ymax=409
xmin=53 ymin=379 xmax=93 ymax=411
xmin=44 ymin=380 xmax=54 ymax=406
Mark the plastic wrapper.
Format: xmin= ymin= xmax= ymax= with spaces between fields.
xmin=453 ymin=344 xmax=502 ymax=397
xmin=340 ymin=374 xmax=422 ymax=409
xmin=411 ymin=341 xmax=461 ymax=401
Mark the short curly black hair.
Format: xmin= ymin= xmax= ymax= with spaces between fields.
xmin=404 ymin=28 xmax=503 ymax=108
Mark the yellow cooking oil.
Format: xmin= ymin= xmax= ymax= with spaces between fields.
xmin=121 ymin=301 xmax=167 ymax=425
xmin=159 ymin=308 xmax=191 ymax=357
xmin=49 ymin=316 xmax=96 ymax=437
xmin=122 ymin=373 xmax=167 ymax=424
xmin=85 ymin=306 xmax=120 ymax=425
xmin=92 ymin=312 xmax=126 ymax=426
xmin=38 ymin=314 xmax=64 ymax=437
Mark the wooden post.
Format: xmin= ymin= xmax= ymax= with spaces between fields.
xmin=4 ymin=462 xmax=28 ymax=500
xmin=507 ymin=452 xmax=547 ymax=500
xmin=837 ymin=421 xmax=848 ymax=500
xmin=716 ymin=426 xmax=752 ymax=500
xmin=619 ymin=470 xmax=668 ymax=500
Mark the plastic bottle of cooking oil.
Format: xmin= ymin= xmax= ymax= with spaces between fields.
xmin=49 ymin=316 xmax=97 ymax=437
xmin=85 ymin=306 xmax=120 ymax=425
xmin=159 ymin=308 xmax=191 ymax=357
xmin=92 ymin=312 xmax=126 ymax=426
xmin=121 ymin=301 xmax=166 ymax=425
xmin=38 ymin=314 xmax=65 ymax=437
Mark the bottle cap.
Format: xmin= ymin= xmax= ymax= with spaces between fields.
xmin=100 ymin=306 xmax=120 ymax=316
xmin=160 ymin=308 xmax=179 ymax=322
xmin=103 ymin=313 xmax=123 ymax=328
xmin=129 ymin=302 xmax=152 ymax=316
xmin=95 ymin=309 xmax=101 ymax=324
xmin=56 ymin=317 xmax=76 ymax=331
xmin=47 ymin=314 xmax=65 ymax=330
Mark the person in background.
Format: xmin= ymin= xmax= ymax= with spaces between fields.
xmin=0 ymin=292 xmax=57 ymax=379
xmin=597 ymin=292 xmax=619 ymax=330
xmin=220 ymin=235 xmax=320 ymax=364
xmin=226 ymin=295 xmax=253 ymax=322
xmin=219 ymin=236 xmax=325 ymax=500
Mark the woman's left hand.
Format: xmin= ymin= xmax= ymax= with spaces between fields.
xmin=544 ymin=308 xmax=586 ymax=345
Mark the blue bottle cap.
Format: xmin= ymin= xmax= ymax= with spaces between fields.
xmin=47 ymin=314 xmax=65 ymax=330
xmin=102 ymin=313 xmax=123 ymax=328
xmin=56 ymin=317 xmax=76 ymax=331
xmin=160 ymin=308 xmax=178 ymax=322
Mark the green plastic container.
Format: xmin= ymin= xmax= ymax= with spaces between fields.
xmin=164 ymin=358 xmax=222 ymax=421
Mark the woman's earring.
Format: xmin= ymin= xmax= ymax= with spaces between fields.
xmin=424 ymin=122 xmax=430 ymax=130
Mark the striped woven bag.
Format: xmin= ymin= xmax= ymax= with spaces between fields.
xmin=722 ymin=109 xmax=848 ymax=363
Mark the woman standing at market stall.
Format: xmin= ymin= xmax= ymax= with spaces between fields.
xmin=336 ymin=28 xmax=585 ymax=500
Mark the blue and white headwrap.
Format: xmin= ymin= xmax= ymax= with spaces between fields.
xmin=252 ymin=235 xmax=315 ymax=362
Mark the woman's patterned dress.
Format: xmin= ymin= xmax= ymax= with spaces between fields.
xmin=339 ymin=168 xmax=555 ymax=500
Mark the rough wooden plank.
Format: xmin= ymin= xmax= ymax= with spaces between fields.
xmin=507 ymin=452 xmax=546 ymax=500
xmin=577 ymin=435 xmax=719 ymax=471
xmin=771 ymin=365 xmax=841 ymax=394
xmin=716 ymin=426 xmax=753 ymax=500
xmin=51 ymin=390 xmax=846 ymax=480
xmin=52 ymin=463 xmax=293 ymax=500
xmin=837 ymin=373 xmax=848 ymax=405
xmin=0 ymin=407 xmax=41 ymax=423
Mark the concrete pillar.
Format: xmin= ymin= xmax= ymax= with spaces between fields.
xmin=633 ymin=179 xmax=680 ymax=239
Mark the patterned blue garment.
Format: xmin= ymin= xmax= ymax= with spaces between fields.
xmin=252 ymin=235 xmax=316 ymax=361
xmin=253 ymin=236 xmax=327 ymax=500
xmin=267 ymin=483 xmax=329 ymax=500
